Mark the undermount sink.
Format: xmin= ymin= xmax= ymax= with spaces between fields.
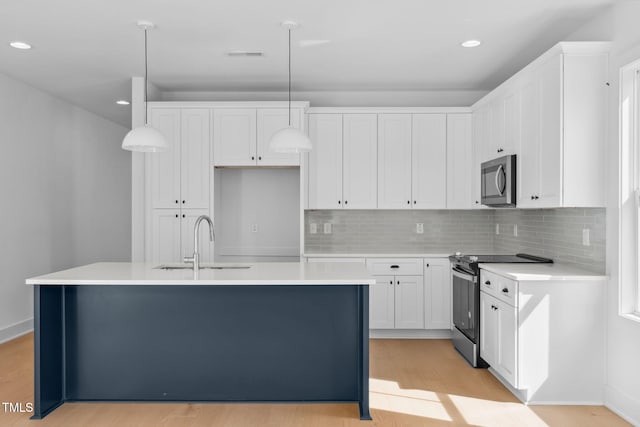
xmin=154 ymin=263 xmax=251 ymax=270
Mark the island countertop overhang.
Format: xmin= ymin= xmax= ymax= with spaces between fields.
xmin=25 ymin=261 xmax=376 ymax=286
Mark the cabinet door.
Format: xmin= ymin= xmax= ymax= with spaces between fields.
xmin=180 ymin=109 xmax=210 ymax=209
xmin=537 ymin=54 xmax=563 ymax=207
xmin=308 ymin=114 xmax=343 ymax=209
xmin=446 ymin=114 xmax=472 ymax=209
xmin=213 ymin=109 xmax=257 ymax=166
xmin=256 ymin=108 xmax=301 ymax=166
xmin=518 ymin=77 xmax=539 ymax=208
xmin=480 ymin=291 xmax=497 ymax=367
xmin=370 ymin=275 xmax=395 ymax=329
xmin=150 ymin=209 xmax=182 ymax=264
xmin=424 ymin=258 xmax=451 ymax=329
xmin=496 ymin=299 xmax=518 ymax=387
xmin=377 ymin=114 xmax=412 ymax=209
xmin=149 ymin=108 xmax=181 ymax=209
xmin=343 ymin=114 xmax=377 ymax=209
xmin=503 ymin=92 xmax=520 ymax=156
xmin=181 ymin=209 xmax=214 ymax=263
xmin=395 ymin=275 xmax=425 ymax=329
xmin=470 ymin=110 xmax=485 ymax=208
xmin=412 ymin=114 xmax=447 ymax=208
xmin=490 ymin=100 xmax=505 ymax=157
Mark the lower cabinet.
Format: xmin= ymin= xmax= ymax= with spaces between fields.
xmin=149 ymin=208 xmax=213 ymax=264
xmin=479 ymin=268 xmax=606 ymax=403
xmin=370 ymin=275 xmax=424 ymax=329
xmin=424 ymin=258 xmax=452 ymax=329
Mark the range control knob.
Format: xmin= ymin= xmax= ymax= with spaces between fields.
xmin=455 ymin=252 xmax=462 ymax=257
xmin=469 ymin=256 xmax=479 ymax=262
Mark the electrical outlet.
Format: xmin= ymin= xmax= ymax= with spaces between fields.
xmin=583 ymin=228 xmax=590 ymax=246
xmin=323 ymin=223 xmax=332 ymax=234
xmin=416 ymin=223 xmax=424 ymax=234
xmin=309 ymin=223 xmax=317 ymax=234
xmin=496 ymin=224 xmax=500 ymax=235
xmin=251 ymin=223 xmax=258 ymax=233
xmin=513 ymin=224 xmax=518 ymax=237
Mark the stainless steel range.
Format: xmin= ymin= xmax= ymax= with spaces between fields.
xmin=449 ymin=253 xmax=553 ymax=368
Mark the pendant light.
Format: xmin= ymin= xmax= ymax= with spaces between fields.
xmin=122 ymin=21 xmax=167 ymax=152
xmin=268 ymin=21 xmax=312 ymax=153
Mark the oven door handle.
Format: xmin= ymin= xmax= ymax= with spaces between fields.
xmin=452 ymin=267 xmax=477 ymax=283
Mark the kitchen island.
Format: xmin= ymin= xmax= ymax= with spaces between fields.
xmin=26 ymin=262 xmax=374 ymax=420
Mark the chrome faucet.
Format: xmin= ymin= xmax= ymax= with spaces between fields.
xmin=184 ymin=215 xmax=215 ymax=271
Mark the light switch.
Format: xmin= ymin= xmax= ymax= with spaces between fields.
xmin=513 ymin=224 xmax=518 ymax=237
xmin=251 ymin=223 xmax=258 ymax=233
xmin=583 ymin=228 xmax=590 ymax=246
xmin=496 ymin=224 xmax=500 ymax=235
xmin=416 ymin=223 xmax=424 ymax=234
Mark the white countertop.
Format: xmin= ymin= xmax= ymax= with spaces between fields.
xmin=479 ymin=263 xmax=607 ymax=281
xmin=26 ymin=262 xmax=375 ymax=286
xmin=303 ymin=253 xmax=452 ymax=258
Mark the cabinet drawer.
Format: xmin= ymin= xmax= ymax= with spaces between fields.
xmin=306 ymin=257 xmax=366 ymax=264
xmin=366 ymin=258 xmax=423 ymax=275
xmin=481 ymin=270 xmax=517 ymax=306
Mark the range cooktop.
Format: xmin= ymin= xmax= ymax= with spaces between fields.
xmin=449 ymin=253 xmax=554 ymax=265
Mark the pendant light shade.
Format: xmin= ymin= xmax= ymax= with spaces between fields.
xmin=122 ymin=21 xmax=167 ymax=152
xmin=122 ymin=125 xmax=167 ymax=152
xmin=269 ymin=21 xmax=312 ymax=153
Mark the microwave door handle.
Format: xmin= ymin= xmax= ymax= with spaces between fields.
xmin=495 ymin=164 xmax=505 ymax=195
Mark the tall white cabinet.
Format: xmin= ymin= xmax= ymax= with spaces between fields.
xmin=146 ymin=108 xmax=212 ymax=264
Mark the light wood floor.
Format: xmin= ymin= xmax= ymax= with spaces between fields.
xmin=0 ymin=333 xmax=630 ymax=426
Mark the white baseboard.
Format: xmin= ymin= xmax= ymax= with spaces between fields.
xmin=605 ymin=385 xmax=640 ymax=426
xmin=369 ymin=329 xmax=452 ymax=339
xmin=0 ymin=318 xmax=33 ymax=344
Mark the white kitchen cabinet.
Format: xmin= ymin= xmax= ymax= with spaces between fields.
xmin=148 ymin=108 xmax=210 ymax=209
xmin=423 ymin=258 xmax=451 ymax=329
xmin=214 ymin=108 xmax=303 ymax=166
xmin=366 ymin=258 xmax=424 ymax=329
xmin=474 ymin=42 xmax=608 ymax=208
xmin=479 ymin=268 xmax=605 ymax=403
xmin=377 ymin=114 xmax=447 ymax=209
xmin=308 ymin=113 xmax=377 ymax=209
xmin=377 ymin=114 xmax=412 ymax=209
xmin=343 ymin=114 xmax=377 ymax=209
xmin=446 ymin=114 xmax=473 ymax=209
xmin=149 ymin=208 xmax=213 ymax=264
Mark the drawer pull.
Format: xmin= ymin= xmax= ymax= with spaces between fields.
xmin=390 ymin=265 xmax=399 ymax=269
xmin=502 ymin=287 xmax=509 ymax=293
xmin=484 ymin=280 xmax=491 ymax=285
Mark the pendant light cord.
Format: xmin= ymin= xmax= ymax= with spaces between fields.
xmin=144 ymin=29 xmax=149 ymax=126
xmin=288 ymin=28 xmax=291 ymax=127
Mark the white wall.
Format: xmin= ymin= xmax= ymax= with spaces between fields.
xmin=568 ymin=3 xmax=640 ymax=425
xmin=0 ymin=72 xmax=130 ymax=343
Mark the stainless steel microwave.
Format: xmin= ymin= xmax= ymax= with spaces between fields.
xmin=481 ymin=154 xmax=516 ymax=207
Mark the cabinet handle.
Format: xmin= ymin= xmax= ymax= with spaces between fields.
xmin=531 ymin=195 xmax=535 ymax=200
xmin=426 ymin=263 xmax=430 ymax=267
xmin=251 ymin=156 xmax=255 ymax=160
xmin=258 ymin=156 xmax=262 ymax=161
xmin=175 ymin=200 xmax=179 ymax=204
xmin=534 ymin=195 xmax=539 ymax=200
xmin=175 ymin=214 xmax=178 ymax=218
xmin=502 ymin=287 xmax=509 ymax=293
xmin=338 ymin=200 xmax=341 ymax=205
xmin=390 ymin=265 xmax=399 ymax=269
xmin=485 ymin=280 xmax=491 ymax=285
xmin=344 ymin=200 xmax=348 ymax=205
xmin=407 ymin=200 xmax=410 ymax=205
xmin=397 ymin=280 xmax=400 ymax=285
xmin=182 ymin=214 xmax=186 ymax=218
xmin=182 ymin=200 xmax=185 ymax=204
xmin=497 ymin=148 xmax=504 ymax=153
xmin=413 ymin=201 xmax=416 ymax=204
xmin=389 ymin=280 xmax=393 ymax=285
xmin=475 ymin=201 xmax=479 ymax=204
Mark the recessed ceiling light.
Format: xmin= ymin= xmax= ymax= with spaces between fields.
xmin=227 ymin=50 xmax=264 ymax=57
xmin=116 ymin=100 xmax=131 ymax=105
xmin=461 ymin=40 xmax=481 ymax=48
xmin=9 ymin=41 xmax=32 ymax=50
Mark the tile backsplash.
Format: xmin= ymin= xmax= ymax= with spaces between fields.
xmin=304 ymin=210 xmax=495 ymax=254
xmin=305 ymin=208 xmax=606 ymax=273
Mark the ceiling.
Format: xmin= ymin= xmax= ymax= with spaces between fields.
xmin=0 ymin=0 xmax=615 ymax=127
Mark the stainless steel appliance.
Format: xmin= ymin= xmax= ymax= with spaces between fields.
xmin=449 ymin=253 xmax=553 ymax=368
xmin=481 ymin=154 xmax=516 ymax=207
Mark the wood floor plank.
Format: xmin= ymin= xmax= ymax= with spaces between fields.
xmin=0 ymin=334 xmax=630 ymax=426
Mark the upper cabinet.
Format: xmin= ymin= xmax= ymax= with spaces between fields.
xmin=308 ymin=113 xmax=378 ymax=209
xmin=446 ymin=114 xmax=473 ymax=209
xmin=377 ymin=114 xmax=447 ymax=209
xmin=473 ymin=42 xmax=609 ymax=208
xmin=213 ymin=107 xmax=304 ymax=167
xmin=148 ymin=108 xmax=210 ymax=209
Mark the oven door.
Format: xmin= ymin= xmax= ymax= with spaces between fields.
xmin=452 ymin=266 xmax=477 ymax=342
